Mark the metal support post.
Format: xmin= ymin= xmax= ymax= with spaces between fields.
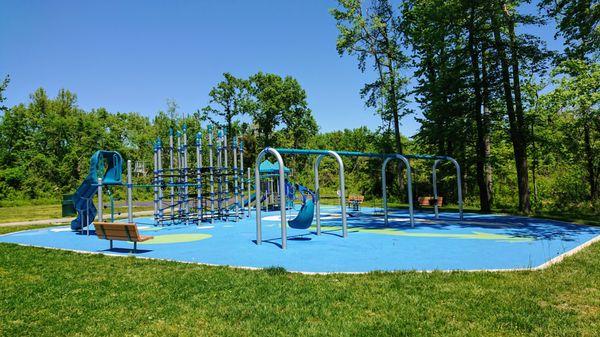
xmin=97 ymin=177 xmax=103 ymax=222
xmin=127 ymin=159 xmax=133 ymax=223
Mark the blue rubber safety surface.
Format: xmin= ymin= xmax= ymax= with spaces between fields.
xmin=2 ymin=207 xmax=599 ymax=273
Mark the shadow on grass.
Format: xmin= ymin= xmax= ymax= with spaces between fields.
xmin=263 ymin=266 xmax=288 ymax=275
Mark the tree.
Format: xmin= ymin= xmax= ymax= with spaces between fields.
xmin=489 ymin=1 xmax=533 ymax=213
xmin=281 ymin=102 xmax=318 ymax=149
xmin=331 ymin=0 xmax=410 ymax=155
xmin=248 ymin=72 xmax=313 ymax=147
xmin=546 ymin=60 xmax=599 ymax=200
xmin=466 ymin=0 xmax=493 ymax=211
xmin=201 ymin=73 xmax=251 ymax=141
xmin=0 ymin=75 xmax=9 ymax=113
xmin=402 ymin=0 xmax=492 ymax=209
xmin=540 ymin=0 xmax=599 ymax=61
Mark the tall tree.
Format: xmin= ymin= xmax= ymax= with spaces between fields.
xmin=541 ymin=0 xmax=599 ymax=200
xmin=546 ymin=60 xmax=599 ymax=200
xmin=402 ymin=0 xmax=478 ymax=205
xmin=490 ymin=2 xmax=531 ymax=213
xmin=248 ymin=72 xmax=313 ymax=148
xmin=466 ymin=0 xmax=493 ymax=211
xmin=201 ymin=73 xmax=251 ymax=142
xmin=331 ymin=0 xmax=410 ymax=155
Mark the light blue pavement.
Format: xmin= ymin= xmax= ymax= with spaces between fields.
xmin=2 ymin=208 xmax=599 ymax=273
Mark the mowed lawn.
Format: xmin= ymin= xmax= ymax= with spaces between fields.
xmin=0 ymin=204 xmax=63 ymax=223
xmin=1 ymin=225 xmax=599 ymax=336
xmin=0 ymin=203 xmax=154 ymax=224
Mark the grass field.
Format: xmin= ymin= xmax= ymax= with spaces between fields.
xmin=1 ymin=223 xmax=599 ymax=336
xmin=0 ymin=204 xmax=64 ymax=223
xmin=0 ymin=224 xmax=63 ymax=235
xmin=0 ymin=203 xmax=154 ymax=224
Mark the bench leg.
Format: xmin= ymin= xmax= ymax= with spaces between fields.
xmin=133 ymin=241 xmax=137 ymax=254
xmin=110 ymin=240 xmax=113 ymax=250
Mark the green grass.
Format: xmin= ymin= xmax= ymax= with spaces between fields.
xmin=0 ymin=203 xmax=154 ymax=224
xmin=0 ymin=204 xmax=63 ymax=223
xmin=1 ymin=225 xmax=599 ymax=336
xmin=0 ymin=224 xmax=64 ymax=235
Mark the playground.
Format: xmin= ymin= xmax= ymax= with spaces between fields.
xmin=2 ymin=125 xmax=598 ymax=273
xmin=2 ymin=207 xmax=599 ymax=273
xmin=2 ymin=2 xmax=600 ymax=335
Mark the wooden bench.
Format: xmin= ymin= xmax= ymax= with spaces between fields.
xmin=347 ymin=195 xmax=365 ymax=211
xmin=417 ymin=196 xmax=443 ymax=208
xmin=94 ymin=222 xmax=153 ymax=253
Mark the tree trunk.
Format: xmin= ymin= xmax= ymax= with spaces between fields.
xmin=501 ymin=2 xmax=530 ymax=213
xmin=381 ymin=27 xmax=405 ymax=198
xmin=467 ymin=3 xmax=492 ymax=212
xmin=387 ymin=66 xmax=406 ymax=198
xmin=531 ymin=123 xmax=538 ymax=204
xmin=492 ymin=11 xmax=530 ymax=213
xmin=481 ymin=40 xmax=494 ymax=207
xmin=583 ymin=120 xmax=598 ymax=200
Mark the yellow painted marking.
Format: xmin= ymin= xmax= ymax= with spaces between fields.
xmin=359 ymin=228 xmax=533 ymax=242
xmin=144 ymin=233 xmax=212 ymax=244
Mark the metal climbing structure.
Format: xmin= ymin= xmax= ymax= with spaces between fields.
xmin=152 ymin=124 xmax=246 ymax=226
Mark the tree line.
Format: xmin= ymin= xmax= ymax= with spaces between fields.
xmin=0 ymin=71 xmax=318 ymax=202
xmin=331 ymin=0 xmax=598 ymax=213
xmin=0 ymin=0 xmax=597 ymax=214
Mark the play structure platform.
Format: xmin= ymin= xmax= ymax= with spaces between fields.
xmin=2 ymin=207 xmax=599 ymax=273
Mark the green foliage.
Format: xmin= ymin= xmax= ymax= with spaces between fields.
xmin=0 ymin=0 xmax=597 ymax=215
xmin=0 ymin=89 xmax=155 ymax=200
xmin=331 ymin=0 xmax=411 ymax=154
xmin=0 ymin=75 xmax=9 ymax=112
xmin=540 ymin=0 xmax=599 ymax=60
xmin=201 ymin=73 xmax=251 ymax=139
xmin=247 ymin=72 xmax=314 ymax=147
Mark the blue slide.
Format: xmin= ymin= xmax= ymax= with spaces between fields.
xmin=71 ymin=151 xmax=123 ymax=230
xmin=70 ymin=177 xmax=99 ymax=231
xmin=287 ymin=184 xmax=316 ymax=230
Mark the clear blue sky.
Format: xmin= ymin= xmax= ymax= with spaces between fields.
xmin=0 ymin=0 xmax=562 ymax=137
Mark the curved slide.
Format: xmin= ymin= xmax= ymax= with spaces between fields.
xmin=71 ymin=176 xmax=99 ymax=231
xmin=71 ymin=151 xmax=123 ymax=231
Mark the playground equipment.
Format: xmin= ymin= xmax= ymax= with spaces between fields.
xmin=287 ymin=183 xmax=316 ymax=230
xmin=69 ymin=124 xmax=264 ymax=233
xmin=70 ymin=151 xmax=123 ymax=231
xmin=68 ymin=131 xmax=463 ymax=253
xmin=255 ymin=147 xmax=463 ymax=249
xmin=151 ymin=125 xmax=247 ymax=225
xmin=258 ymin=159 xmax=291 ymax=211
